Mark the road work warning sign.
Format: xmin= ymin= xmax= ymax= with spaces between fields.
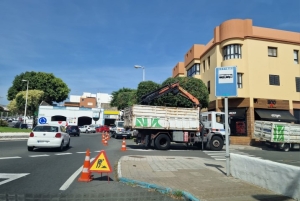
xmin=89 ymin=150 xmax=112 ymax=173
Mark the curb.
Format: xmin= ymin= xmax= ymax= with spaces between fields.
xmin=0 ymin=134 xmax=29 ymax=141
xmin=117 ymin=161 xmax=199 ymax=201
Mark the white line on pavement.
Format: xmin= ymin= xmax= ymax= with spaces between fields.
xmin=55 ymin=153 xmax=73 ymax=155
xmin=210 ymin=156 xmax=226 ymax=158
xmin=0 ymin=156 xmax=22 ymax=160
xmin=29 ymin=155 xmax=50 ymax=157
xmin=206 ymin=153 xmax=227 ymax=155
xmin=0 ymin=173 xmax=30 ymax=186
xmin=76 ymin=152 xmax=87 ymax=153
xmin=215 ymin=158 xmax=226 ymax=161
xmin=203 ymin=151 xmax=226 ymax=153
xmin=59 ymin=158 xmax=95 ymax=191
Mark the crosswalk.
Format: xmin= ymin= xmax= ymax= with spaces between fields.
xmin=203 ymin=150 xmax=261 ymax=161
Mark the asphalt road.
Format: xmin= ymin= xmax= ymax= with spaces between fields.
xmin=1 ymin=133 xmax=299 ymax=201
xmin=0 ymin=133 xmax=196 ymax=201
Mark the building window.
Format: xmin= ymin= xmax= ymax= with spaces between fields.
xmin=223 ymin=44 xmax=241 ymax=60
xmin=203 ymin=61 xmax=206 ymax=72
xmin=268 ymin=47 xmax=277 ymax=57
xmin=296 ymin=77 xmax=300 ymax=92
xmin=269 ymin=75 xmax=280 ymax=86
xmin=294 ymin=50 xmax=299 ymax=64
xmin=237 ymin=73 xmax=243 ymax=88
xmin=208 ymin=56 xmax=210 ymax=68
xmin=207 ymin=81 xmax=210 ymax=94
xmin=186 ymin=63 xmax=200 ymax=77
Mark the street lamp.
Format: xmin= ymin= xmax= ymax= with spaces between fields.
xmin=134 ymin=65 xmax=145 ymax=81
xmin=22 ymin=80 xmax=29 ymax=123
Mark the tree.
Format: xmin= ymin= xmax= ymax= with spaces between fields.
xmin=136 ymin=81 xmax=161 ymax=104
xmin=156 ymin=77 xmax=209 ymax=108
xmin=7 ymin=71 xmax=70 ymax=104
xmin=110 ymin=88 xmax=137 ymax=110
xmin=8 ymin=90 xmax=44 ymax=126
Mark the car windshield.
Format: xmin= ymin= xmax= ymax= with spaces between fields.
xmin=34 ymin=126 xmax=58 ymax=132
xmin=117 ymin=122 xmax=124 ymax=127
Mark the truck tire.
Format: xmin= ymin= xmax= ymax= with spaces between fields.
xmin=154 ymin=134 xmax=170 ymax=150
xmin=283 ymin=144 xmax=290 ymax=152
xmin=210 ymin=136 xmax=224 ymax=151
xmin=144 ymin=135 xmax=151 ymax=149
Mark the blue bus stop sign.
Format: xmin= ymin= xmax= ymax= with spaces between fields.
xmin=215 ymin=66 xmax=237 ymax=97
xmin=38 ymin=117 xmax=47 ymax=124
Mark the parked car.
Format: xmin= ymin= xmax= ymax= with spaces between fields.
xmin=96 ymin=125 xmax=110 ymax=133
xmin=79 ymin=126 xmax=85 ymax=133
xmin=20 ymin=123 xmax=28 ymax=129
xmin=81 ymin=125 xmax=96 ymax=133
xmin=27 ymin=124 xmax=71 ymax=152
xmin=111 ymin=121 xmax=131 ymax=139
xmin=66 ymin=125 xmax=80 ymax=137
xmin=13 ymin=121 xmax=22 ymax=128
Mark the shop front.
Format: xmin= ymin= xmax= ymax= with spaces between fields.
xmin=228 ymin=108 xmax=247 ymax=136
xmin=253 ymin=98 xmax=296 ymax=123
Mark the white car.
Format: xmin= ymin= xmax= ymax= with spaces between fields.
xmin=81 ymin=125 xmax=96 ymax=133
xmin=27 ymin=124 xmax=71 ymax=152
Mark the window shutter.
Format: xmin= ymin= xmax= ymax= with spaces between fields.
xmin=296 ymin=77 xmax=300 ymax=92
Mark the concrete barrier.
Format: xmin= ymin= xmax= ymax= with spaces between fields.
xmin=230 ymin=153 xmax=300 ymax=200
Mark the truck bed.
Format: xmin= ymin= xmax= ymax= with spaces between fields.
xmin=254 ymin=121 xmax=300 ymax=143
xmin=123 ymin=105 xmax=200 ymax=131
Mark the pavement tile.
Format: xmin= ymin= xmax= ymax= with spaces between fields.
xmin=120 ymin=155 xmax=295 ymax=201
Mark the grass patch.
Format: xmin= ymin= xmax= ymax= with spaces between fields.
xmin=0 ymin=127 xmax=32 ymax=133
xmin=172 ymin=190 xmax=184 ymax=198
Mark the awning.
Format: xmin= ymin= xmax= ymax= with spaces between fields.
xmin=222 ymin=108 xmax=246 ymax=119
xmin=255 ymin=109 xmax=297 ymax=122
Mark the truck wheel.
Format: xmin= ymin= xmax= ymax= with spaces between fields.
xmin=210 ymin=136 xmax=224 ymax=151
xmin=283 ymin=144 xmax=290 ymax=152
xmin=154 ymin=134 xmax=170 ymax=150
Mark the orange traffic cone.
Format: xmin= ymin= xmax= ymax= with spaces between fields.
xmin=102 ymin=133 xmax=105 ymax=144
xmin=78 ymin=149 xmax=93 ymax=182
xmin=107 ymin=131 xmax=110 ymax=140
xmin=121 ymin=138 xmax=127 ymax=151
xmin=104 ymin=135 xmax=108 ymax=146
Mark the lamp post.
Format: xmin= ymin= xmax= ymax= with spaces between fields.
xmin=134 ymin=65 xmax=145 ymax=81
xmin=22 ymin=80 xmax=29 ymax=123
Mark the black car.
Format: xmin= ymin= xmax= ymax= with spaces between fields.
xmin=66 ymin=125 xmax=80 ymax=137
xmin=20 ymin=123 xmax=28 ymax=129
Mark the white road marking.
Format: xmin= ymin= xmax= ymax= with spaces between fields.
xmin=29 ymin=155 xmax=50 ymax=157
xmin=59 ymin=158 xmax=95 ymax=191
xmin=55 ymin=153 xmax=72 ymax=155
xmin=94 ymin=151 xmax=101 ymax=152
xmin=0 ymin=156 xmax=21 ymax=160
xmin=215 ymin=158 xmax=226 ymax=161
xmin=76 ymin=152 xmax=87 ymax=153
xmin=0 ymin=173 xmax=29 ymax=186
xmin=203 ymin=151 xmax=226 ymax=153
xmin=206 ymin=153 xmax=226 ymax=155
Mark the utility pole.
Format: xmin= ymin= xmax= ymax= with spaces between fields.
xmin=0 ymin=96 xmax=3 ymax=120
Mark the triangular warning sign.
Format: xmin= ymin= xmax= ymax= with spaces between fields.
xmin=89 ymin=150 xmax=112 ymax=173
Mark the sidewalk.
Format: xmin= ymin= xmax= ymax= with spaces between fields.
xmin=118 ymin=155 xmax=294 ymax=201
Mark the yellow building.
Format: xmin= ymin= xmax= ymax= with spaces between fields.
xmin=172 ymin=19 xmax=300 ymax=145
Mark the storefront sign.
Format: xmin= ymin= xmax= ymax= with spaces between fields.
xmin=271 ymin=114 xmax=281 ymax=118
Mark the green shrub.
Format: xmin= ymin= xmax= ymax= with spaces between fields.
xmin=0 ymin=120 xmax=8 ymax=127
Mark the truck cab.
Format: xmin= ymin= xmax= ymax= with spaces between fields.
xmin=200 ymin=111 xmax=230 ymax=137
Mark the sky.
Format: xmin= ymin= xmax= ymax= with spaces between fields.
xmin=0 ymin=0 xmax=299 ymax=105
